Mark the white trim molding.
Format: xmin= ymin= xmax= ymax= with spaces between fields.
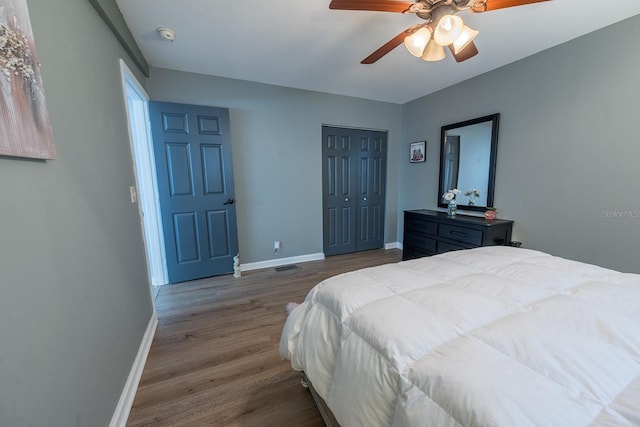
xmin=109 ymin=313 xmax=158 ymax=427
xmin=241 ymin=252 xmax=325 ymax=272
xmin=385 ymin=241 xmax=402 ymax=250
xmin=119 ymin=59 xmax=169 ymax=288
xmin=240 ymin=245 xmax=402 ymax=273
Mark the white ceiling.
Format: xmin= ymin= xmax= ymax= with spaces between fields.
xmin=116 ymin=0 xmax=640 ymax=104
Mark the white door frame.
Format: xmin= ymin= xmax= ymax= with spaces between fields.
xmin=119 ymin=59 xmax=168 ymax=289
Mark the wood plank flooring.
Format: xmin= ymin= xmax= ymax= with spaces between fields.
xmin=127 ymin=248 xmax=402 ymax=426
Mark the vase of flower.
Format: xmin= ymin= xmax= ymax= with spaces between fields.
xmin=448 ymin=199 xmax=457 ymax=217
xmin=443 ymin=189 xmax=460 ymax=217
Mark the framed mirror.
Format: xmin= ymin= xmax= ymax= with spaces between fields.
xmin=438 ymin=113 xmax=500 ymax=212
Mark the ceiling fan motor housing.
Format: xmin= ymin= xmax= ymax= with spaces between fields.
xmin=416 ymin=0 xmax=473 ymax=23
xmin=427 ymin=4 xmax=458 ymax=23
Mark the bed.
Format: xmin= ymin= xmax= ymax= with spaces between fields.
xmin=279 ymin=246 xmax=640 ymax=427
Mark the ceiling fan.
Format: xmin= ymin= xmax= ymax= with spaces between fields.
xmin=329 ymin=0 xmax=550 ymax=64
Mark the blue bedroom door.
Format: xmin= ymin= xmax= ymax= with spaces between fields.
xmin=149 ymin=101 xmax=238 ymax=283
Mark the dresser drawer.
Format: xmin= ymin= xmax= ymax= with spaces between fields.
xmin=437 ymin=240 xmax=467 ymax=254
xmin=438 ymin=224 xmax=483 ymax=246
xmin=404 ymin=233 xmax=437 ymax=254
xmin=405 ymin=216 xmax=437 ymax=236
xmin=402 ymin=247 xmax=432 ymax=261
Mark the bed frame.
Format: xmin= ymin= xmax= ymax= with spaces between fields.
xmin=301 ymin=372 xmax=340 ymax=427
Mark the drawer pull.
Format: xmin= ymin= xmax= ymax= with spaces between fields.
xmin=450 ymin=230 xmax=468 ymax=237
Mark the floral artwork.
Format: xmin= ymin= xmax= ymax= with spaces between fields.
xmin=0 ymin=0 xmax=55 ymax=159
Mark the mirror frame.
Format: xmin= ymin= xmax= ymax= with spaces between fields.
xmin=437 ymin=113 xmax=500 ymax=212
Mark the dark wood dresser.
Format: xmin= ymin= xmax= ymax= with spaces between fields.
xmin=403 ymin=209 xmax=514 ymax=261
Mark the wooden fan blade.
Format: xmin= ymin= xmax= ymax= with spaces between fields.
xmin=449 ymin=42 xmax=479 ymax=63
xmin=329 ymin=0 xmax=414 ymax=13
xmin=473 ymin=0 xmax=550 ymax=12
xmin=361 ymin=25 xmax=421 ymax=64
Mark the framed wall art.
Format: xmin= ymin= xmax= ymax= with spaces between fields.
xmin=0 ymin=0 xmax=56 ymax=159
xmin=409 ymin=141 xmax=425 ymax=163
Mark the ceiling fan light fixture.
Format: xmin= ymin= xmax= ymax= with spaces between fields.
xmin=452 ymin=25 xmax=479 ymax=54
xmin=421 ymin=38 xmax=446 ymax=61
xmin=434 ymin=15 xmax=464 ymax=46
xmin=404 ymin=27 xmax=432 ymax=57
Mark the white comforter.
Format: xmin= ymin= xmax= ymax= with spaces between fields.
xmin=279 ymin=247 xmax=640 ymax=427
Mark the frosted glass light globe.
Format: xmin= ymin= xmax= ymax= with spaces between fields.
xmin=434 ymin=15 xmax=464 ymax=46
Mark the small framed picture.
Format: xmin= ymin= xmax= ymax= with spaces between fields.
xmin=410 ymin=141 xmax=426 ymax=163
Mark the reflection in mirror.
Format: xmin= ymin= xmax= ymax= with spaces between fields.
xmin=438 ymin=114 xmax=499 ymax=212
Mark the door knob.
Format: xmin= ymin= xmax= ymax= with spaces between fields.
xmin=344 ymin=198 xmax=349 ymax=202
xmin=363 ymin=197 xmax=367 ymax=201
xmin=224 ymin=198 xmax=235 ymax=205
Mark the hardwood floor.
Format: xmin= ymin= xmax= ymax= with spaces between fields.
xmin=127 ymin=248 xmax=402 ymax=426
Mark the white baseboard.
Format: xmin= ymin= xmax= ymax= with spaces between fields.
xmin=241 ymin=252 xmax=325 ymax=272
xmin=240 ymin=245 xmax=403 ymax=272
xmin=385 ymin=241 xmax=402 ymax=250
xmin=110 ymin=312 xmax=158 ymax=427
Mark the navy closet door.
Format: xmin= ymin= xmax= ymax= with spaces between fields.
xmin=356 ymin=131 xmax=386 ymax=251
xmin=323 ymin=126 xmax=387 ymax=256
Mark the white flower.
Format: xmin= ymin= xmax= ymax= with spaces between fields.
xmin=442 ymin=188 xmax=459 ymax=202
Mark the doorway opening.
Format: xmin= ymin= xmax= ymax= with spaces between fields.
xmin=119 ymin=60 xmax=168 ymax=294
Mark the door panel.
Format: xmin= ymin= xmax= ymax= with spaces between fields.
xmin=150 ymin=101 xmax=238 ymax=283
xmin=198 ymin=115 xmax=220 ymax=134
xmin=162 ymin=112 xmax=189 ymax=133
xmin=166 ymin=143 xmax=195 ymax=197
xmin=323 ymin=128 xmax=356 ymax=255
xmin=323 ymin=126 xmax=387 ymax=256
xmin=206 ymin=210 xmax=230 ymax=257
xmin=341 ymin=207 xmax=353 ymax=246
xmin=356 ymin=132 xmax=386 ymax=251
xmin=201 ymin=145 xmax=225 ymax=194
xmin=173 ymin=212 xmax=200 ymax=263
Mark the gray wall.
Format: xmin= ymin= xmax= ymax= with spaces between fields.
xmin=147 ymin=69 xmax=403 ymax=264
xmin=400 ymin=14 xmax=640 ymax=273
xmin=0 ymin=0 xmax=154 ymax=425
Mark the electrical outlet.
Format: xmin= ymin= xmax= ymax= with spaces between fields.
xmin=274 ymin=240 xmax=280 ymax=254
